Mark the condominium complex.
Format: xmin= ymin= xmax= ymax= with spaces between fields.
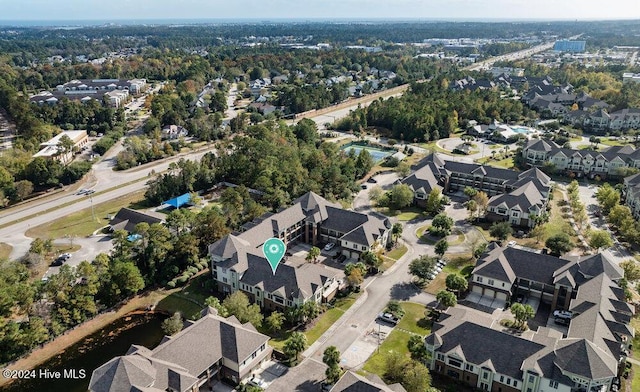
xmin=30 ymin=78 xmax=146 ymax=107
xmin=89 ymin=307 xmax=272 ymax=391
xmin=401 ymin=154 xmax=551 ymax=227
xmin=522 ymin=139 xmax=640 ymax=178
xmin=209 ymin=192 xmax=391 ymax=311
xmin=426 ymin=245 xmax=633 ymax=392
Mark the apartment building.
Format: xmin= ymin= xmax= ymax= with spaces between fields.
xmin=522 ymin=139 xmax=640 ymax=178
xmin=426 ymin=245 xmax=633 ymax=392
xmin=401 ymin=154 xmax=550 ymax=227
xmin=89 ymin=307 xmax=272 ymax=391
xmin=30 ymin=78 xmax=146 ymax=107
xmin=209 ymin=192 xmax=391 ymax=310
xmin=622 ymin=173 xmax=640 ymax=220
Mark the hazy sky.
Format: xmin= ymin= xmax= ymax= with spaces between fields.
xmin=1 ymin=0 xmax=639 ymax=21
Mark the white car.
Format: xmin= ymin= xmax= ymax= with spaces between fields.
xmin=553 ymin=310 xmax=573 ymax=319
xmin=507 ymin=240 xmax=517 ymax=247
xmin=247 ymin=376 xmax=268 ymax=389
xmin=324 ymin=243 xmax=336 ymax=251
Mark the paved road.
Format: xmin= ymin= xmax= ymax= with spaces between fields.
xmin=437 ymin=136 xmax=517 ymax=162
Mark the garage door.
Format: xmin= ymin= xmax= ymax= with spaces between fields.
xmin=483 ymin=288 xmax=495 ymax=298
xmin=472 ymin=285 xmax=483 ymax=294
xmin=496 ymin=292 xmax=508 ymax=301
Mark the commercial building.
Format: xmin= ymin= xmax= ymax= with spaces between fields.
xmin=426 ymin=245 xmax=633 ymax=392
xmin=32 ymin=130 xmax=88 ymax=162
xmin=209 ymin=191 xmax=391 ymax=310
xmin=30 ymin=78 xmax=146 ymax=108
xmin=553 ymin=40 xmax=587 ymax=53
xmin=89 ymin=307 xmax=272 ymax=391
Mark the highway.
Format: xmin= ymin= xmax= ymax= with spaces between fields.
xmin=464 ymin=34 xmax=583 ymax=72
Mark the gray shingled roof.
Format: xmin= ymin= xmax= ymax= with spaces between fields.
xmin=474 ymin=246 xmax=567 ymax=285
xmin=554 ymin=339 xmax=617 ymax=380
xmin=435 ymin=321 xmax=545 ymax=379
xmin=239 ymin=251 xmax=342 ymax=300
xmin=89 ymin=355 xmax=156 ymax=392
xmin=109 ymin=208 xmax=165 ymax=233
xmin=90 ymin=310 xmax=270 ymax=392
xmin=330 ymin=371 xmax=407 ymax=392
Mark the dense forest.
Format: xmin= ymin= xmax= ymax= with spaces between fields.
xmin=334 ymin=77 xmax=531 ymax=142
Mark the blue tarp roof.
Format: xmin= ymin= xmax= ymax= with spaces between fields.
xmin=163 ymin=193 xmax=191 ymax=209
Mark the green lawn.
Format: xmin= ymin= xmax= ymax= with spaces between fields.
xmin=418 ymin=141 xmax=451 ymax=155
xmin=475 ymin=156 xmax=515 ymax=169
xmin=267 ymin=294 xmax=360 ymax=351
xmin=362 ymin=329 xmax=412 ymax=375
xmin=156 ymin=293 xmax=204 ymax=320
xmin=380 ymin=206 xmax=424 ymax=221
xmin=397 ymin=302 xmax=432 ymax=335
xmin=381 ymin=245 xmax=408 ymax=271
xmin=415 ymin=225 xmax=430 ymax=239
xmin=425 ymin=254 xmax=475 ymax=295
xmin=25 ymin=190 xmax=147 ymax=239
xmin=544 ymin=189 xmax=578 ymax=242
xmin=362 ymin=302 xmax=432 ymax=376
xmin=386 ymin=245 xmax=408 ymax=260
xmin=447 ymin=230 xmax=465 ymax=246
xmin=156 ymin=273 xmax=214 ymax=320
xmin=0 ymin=242 xmax=13 ymax=260
xmin=632 ymin=365 xmax=640 ymax=392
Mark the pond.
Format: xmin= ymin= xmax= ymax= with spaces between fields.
xmin=0 ymin=312 xmax=166 ymax=392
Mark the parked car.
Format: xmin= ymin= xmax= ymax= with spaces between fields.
xmin=367 ymin=177 xmax=378 ymax=184
xmin=360 ymin=184 xmax=367 ymax=190
xmin=247 ymin=376 xmax=268 ymax=389
xmin=507 ymin=240 xmax=517 ymax=247
xmin=515 ymin=294 xmax=525 ymax=303
xmin=60 ymin=253 xmax=71 ymax=260
xmin=554 ymin=317 xmax=570 ymax=326
xmin=433 ymin=266 xmax=442 ymax=273
xmin=324 ymin=243 xmax=336 ymax=251
xmin=51 ymin=256 xmax=66 ymax=266
xmin=377 ymin=312 xmax=400 ymax=325
xmin=553 ymin=310 xmax=573 ymax=319
xmin=337 ymin=254 xmax=347 ymax=263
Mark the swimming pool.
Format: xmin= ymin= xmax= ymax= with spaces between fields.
xmin=340 ymin=144 xmax=394 ymax=163
xmin=511 ymin=125 xmax=533 ymax=134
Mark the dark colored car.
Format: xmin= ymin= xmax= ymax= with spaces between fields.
xmin=367 ymin=177 xmax=378 ymax=183
xmin=51 ymin=257 xmax=65 ymax=266
xmin=554 ymin=317 xmax=570 ymax=326
xmin=337 ymin=254 xmax=347 ymax=263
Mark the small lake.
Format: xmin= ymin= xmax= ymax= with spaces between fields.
xmin=1 ymin=312 xmax=166 ymax=392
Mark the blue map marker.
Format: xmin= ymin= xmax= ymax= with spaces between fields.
xmin=262 ymin=238 xmax=286 ymax=275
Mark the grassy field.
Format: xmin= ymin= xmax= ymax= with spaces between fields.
xmin=475 ymin=156 xmax=515 ymax=169
xmin=380 ymin=206 xmax=424 ymax=221
xmin=396 ymin=302 xmax=431 ymax=335
xmin=386 ymin=245 xmax=408 ymax=260
xmin=267 ymin=293 xmax=360 ymax=351
xmin=425 ymin=254 xmax=475 ymax=295
xmin=156 ymin=273 xmax=213 ymax=319
xmin=0 ymin=242 xmax=13 ymax=260
xmin=362 ymin=302 xmax=432 ymax=376
xmin=381 ymin=245 xmax=408 ymax=271
xmin=25 ymin=190 xmax=147 ymax=239
xmin=544 ymin=189 xmax=578 ymax=242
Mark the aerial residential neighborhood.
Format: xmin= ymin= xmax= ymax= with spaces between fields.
xmin=1 ymin=7 xmax=640 ymax=392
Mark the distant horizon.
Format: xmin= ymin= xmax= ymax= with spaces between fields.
xmin=1 ymin=0 xmax=638 ymax=25
xmin=1 ymin=16 xmax=639 ymax=28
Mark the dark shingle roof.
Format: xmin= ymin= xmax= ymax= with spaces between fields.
xmin=331 ymin=371 xmax=407 ymax=392
xmin=436 ymin=321 xmax=545 ymax=379
xmin=109 ymin=208 xmax=165 ymax=233
xmin=554 ymin=339 xmax=617 ymax=380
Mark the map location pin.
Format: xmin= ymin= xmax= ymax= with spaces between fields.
xmin=262 ymin=238 xmax=286 ymax=275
